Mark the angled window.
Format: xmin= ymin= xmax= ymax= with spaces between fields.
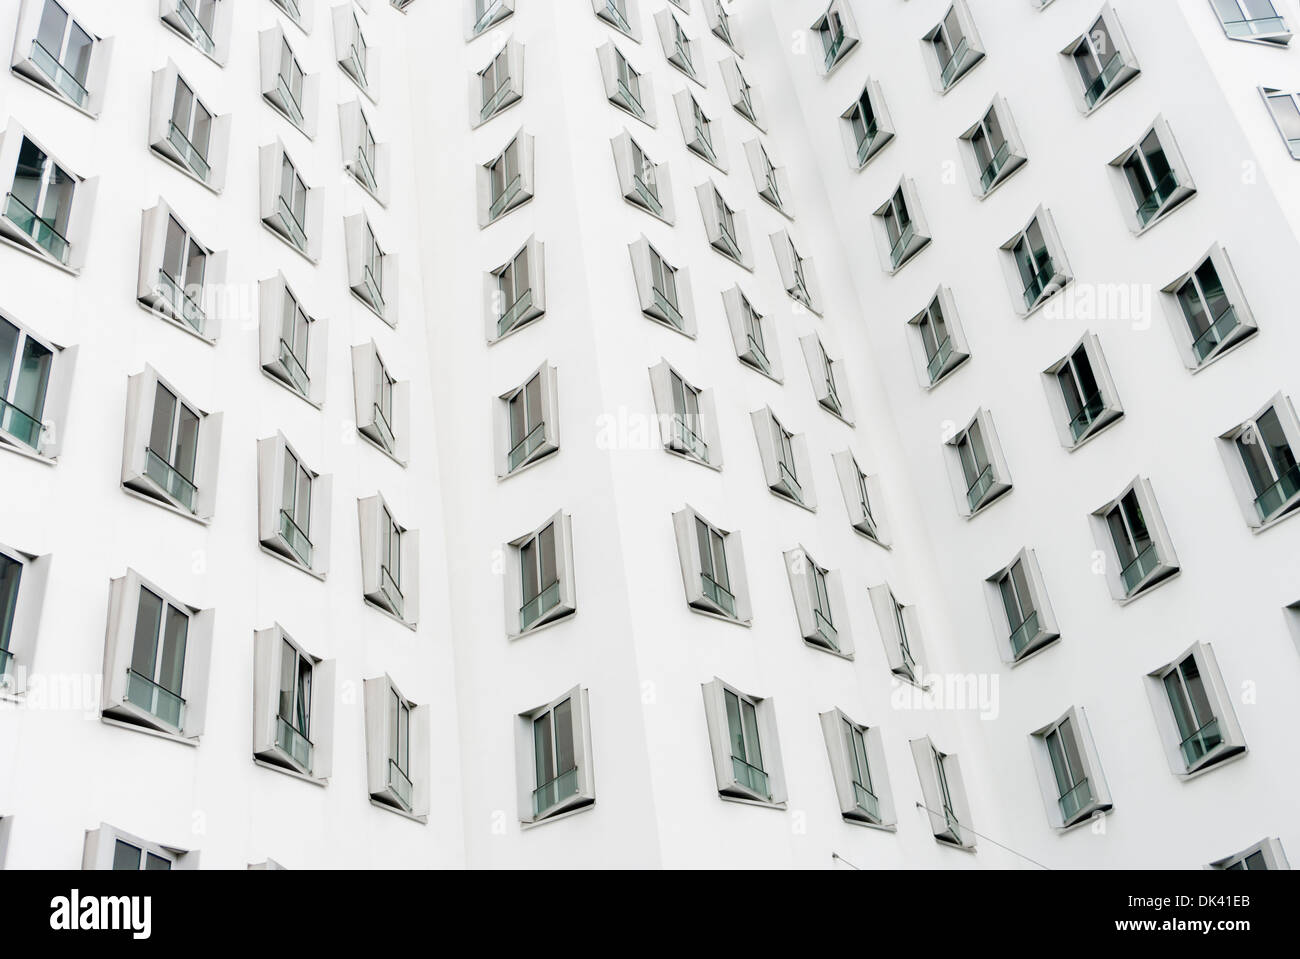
xmin=649 ymin=360 xmax=720 ymax=468
xmin=121 ymin=366 xmax=221 ymax=522
xmin=706 ymin=0 xmax=741 ymax=52
xmin=1146 ymin=642 xmax=1247 ymax=779
xmin=518 ymin=687 xmax=596 ymax=824
xmin=628 ymin=236 xmax=696 ymax=336
xmin=1108 ymin=117 xmax=1195 ymax=233
xmin=720 ymin=58 xmax=763 ymax=129
xmin=0 ymin=124 xmax=96 ymax=271
xmin=468 ymin=0 xmax=514 ymax=39
xmin=598 ymin=43 xmax=655 ymax=125
xmin=813 ymin=1 xmax=859 ymax=74
xmin=478 ymin=131 xmax=535 ymax=226
xmin=873 ymin=179 xmax=931 ymax=273
xmin=137 ymin=201 xmax=225 ymax=342
xmin=672 ymin=506 xmax=751 ymax=624
xmin=612 ymin=132 xmax=674 ymax=223
xmin=593 ymin=0 xmax=640 ymax=41
xmin=344 ymin=213 xmax=397 ymax=324
xmin=358 ymin=494 xmax=419 ymax=628
xmin=799 ymin=333 xmax=854 ymax=424
xmin=743 ymin=139 xmax=789 ymax=215
xmin=820 ymin=709 xmax=895 ymax=827
xmin=1061 ymin=5 xmax=1140 ymax=113
xmin=12 ymin=0 xmax=111 ymax=116
xmin=923 ymin=1 xmax=985 ymax=92
xmin=869 ymin=584 xmax=924 ymax=683
xmin=841 ymin=80 xmax=895 ymax=169
xmin=696 ymin=182 xmax=750 ymax=266
xmin=364 ymin=675 xmax=429 ymax=821
xmin=1090 ymin=476 xmax=1180 ymax=602
xmin=1211 ymin=838 xmax=1290 ymax=870
xmin=496 ymin=361 xmax=559 ymax=477
xmin=907 ymin=286 xmax=970 ymax=389
xmin=149 ymin=63 xmax=230 ymax=190
xmin=1210 ymin=0 xmax=1291 ymax=44
xmin=1261 ymin=87 xmax=1300 ymax=158
xmin=999 ymin=207 xmax=1072 ymax=316
xmin=1030 ymin=707 xmax=1113 ymax=829
xmin=785 ymin=546 xmax=853 ymax=657
xmin=259 ymin=273 xmax=324 ymax=406
xmin=340 ymin=100 xmax=389 ymax=204
xmin=984 ymin=549 xmax=1060 ymax=663
xmin=910 ymin=738 xmax=975 ymax=848
xmin=721 ymin=285 xmax=780 ymax=380
xmin=259 ymin=142 xmax=320 ymax=260
xmin=485 ymin=235 xmax=545 ymax=342
xmin=258 ymin=432 xmax=331 ymax=577
xmin=0 ymin=311 xmax=74 ymax=462
xmin=100 ymin=568 xmax=214 ymax=741
xmin=332 ymin=7 xmax=377 ymax=100
xmin=944 ymin=410 xmax=1012 ymax=517
xmin=83 ymin=824 xmax=197 ymax=870
xmin=271 ymin=0 xmax=312 ymax=33
xmin=351 ymin=341 xmax=409 ymax=465
xmin=674 ymin=90 xmax=726 ymax=170
xmin=0 ymin=542 xmax=49 ymax=693
xmin=1219 ymin=393 xmax=1300 ymax=530
xmin=751 ymin=406 xmax=816 ymax=510
xmin=1043 ymin=332 xmax=1123 ymax=448
xmin=832 ymin=451 xmax=890 ymax=546
xmin=701 ymin=678 xmax=787 ymax=807
xmin=1162 ymin=244 xmax=1257 ymax=370
xmin=160 ymin=0 xmax=230 ymax=64
xmin=959 ymin=97 xmax=1027 ymax=196
xmin=770 ymin=230 xmax=823 ymax=314
xmin=259 ymin=26 xmax=318 ymax=136
xmin=475 ymin=38 xmax=523 ymax=127
xmin=507 ymin=511 xmax=576 ymax=638
xmin=656 ymin=9 xmax=701 ymax=84
xmin=253 ymin=624 xmax=334 ymax=783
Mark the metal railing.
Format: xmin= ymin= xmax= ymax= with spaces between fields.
xmin=732 ymin=756 xmax=770 ymax=798
xmin=278 ymin=339 xmax=310 ymax=396
xmin=379 ymin=564 xmax=404 ymax=618
xmin=692 ymin=124 xmax=717 ymax=163
xmin=360 ymin=263 xmax=385 ymax=316
xmin=603 ymin=0 xmax=632 ymax=33
xmin=167 ymin=121 xmax=211 ymax=181
xmin=855 ymin=122 xmax=879 ymax=166
xmin=472 ymin=0 xmax=504 ymax=34
xmin=979 ymin=140 xmax=1012 ymax=192
xmin=1179 ymin=717 xmax=1223 ymax=768
xmin=745 ymin=335 xmax=771 ymax=375
xmin=157 ymin=270 xmax=205 ymax=335
xmin=126 ymin=668 xmax=186 ymax=729
xmin=1083 ymin=53 xmax=1124 ymax=108
xmin=674 ymin=416 xmax=709 ymax=462
xmin=701 ymin=572 xmax=736 ymax=616
xmin=966 ymin=465 xmax=995 ymax=512
xmin=1120 ymin=542 xmax=1160 ymax=594
xmin=388 ymin=759 xmax=413 ymax=809
xmin=1068 ymin=391 xmax=1107 ymax=442
xmin=276 ymin=196 xmax=308 ymax=252
xmin=346 ymin=44 xmax=369 ymax=90
xmin=717 ymin=224 xmax=743 ymax=262
xmin=279 ymin=509 xmax=313 ymax=567
xmin=926 ymin=337 xmax=954 ymax=383
xmin=532 ymin=767 xmax=579 ymax=817
xmin=853 ymin=781 xmax=881 ymax=821
xmin=1058 ymin=778 xmax=1093 ymax=823
xmin=145 ymin=447 xmax=198 ymax=512
xmin=371 ymin=403 xmax=396 ymax=452
xmin=633 ymin=175 xmax=664 ymax=216
xmin=489 ymin=175 xmax=522 ymax=220
xmin=1021 ymin=259 xmax=1057 ymax=310
xmin=889 ymin=223 xmax=916 ymax=269
xmin=30 ymin=40 xmax=89 ymax=107
xmin=616 ymin=79 xmax=644 ymax=117
xmin=520 ymin=580 xmax=561 ymax=631
xmin=1136 ymin=171 xmax=1179 ymax=226
xmin=652 ymin=289 xmax=684 ymax=329
xmin=4 ymin=192 xmax=70 ymax=263
xmin=777 ymin=460 xmax=803 ymax=502
xmin=673 ymin=41 xmax=695 ymax=76
xmin=354 ymin=146 xmax=379 ymax=193
xmin=1008 ymin=610 xmax=1040 ymax=658
xmin=938 ymin=36 xmax=970 ymax=88
xmin=1191 ymin=306 xmax=1239 ymax=363
xmin=507 ymin=422 xmax=546 ymax=473
xmin=480 ymin=80 xmax=513 ymax=122
xmin=497 ymin=288 xmax=533 ymax=338
xmin=175 ymin=0 xmax=215 ymax=55
xmin=275 ymin=0 xmax=303 ymax=23
xmin=1253 ymin=462 xmax=1300 ymax=522
xmin=276 ymin=715 xmax=314 ymax=770
xmin=813 ymin=608 xmax=839 ymax=651
xmin=0 ymin=397 xmax=43 ymax=450
xmin=823 ymin=32 xmax=846 ymax=72
xmin=274 ymin=74 xmax=305 ymax=127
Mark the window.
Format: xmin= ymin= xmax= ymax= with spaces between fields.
xmin=945 ymin=410 xmax=1012 ymax=517
xmin=799 ymin=334 xmax=854 ymax=424
xmin=496 ymin=362 xmax=559 ymax=477
xmin=1108 ymin=118 xmax=1195 ymax=232
xmin=358 ymin=494 xmax=419 ymax=628
xmin=672 ymin=506 xmax=751 ymax=623
xmin=750 ymin=406 xmax=817 ymax=510
xmin=1000 ymin=207 xmax=1072 ymax=315
xmin=813 ymin=1 xmax=859 ymax=74
xmin=121 ymin=367 xmax=220 ymax=521
xmin=613 ymin=132 xmax=674 ymax=223
xmin=1210 ymin=0 xmax=1291 ymax=44
xmin=599 ymin=43 xmax=655 ymax=124
xmin=258 ymin=432 xmax=331 ymax=576
xmin=722 ymin=286 xmax=781 ymax=380
xmin=260 ymin=142 xmax=319 ymax=259
xmin=649 ymin=360 xmax=720 ymax=468
xmin=1030 ymin=708 xmax=1113 ymax=828
xmin=770 ymin=230 xmax=823 ymax=314
xmin=706 ymin=0 xmax=740 ymax=52
xmin=144 ymin=208 xmax=215 ymax=339
xmin=259 ymin=27 xmax=318 ymax=136
xmin=873 ymin=180 xmax=931 ymax=272
xmin=341 ymin=100 xmax=388 ymax=203
xmin=486 ymin=235 xmax=545 ymax=342
xmin=507 ymin=511 xmax=576 ymax=638
xmin=0 ymin=312 xmax=74 ymax=460
xmin=831 ymin=451 xmax=890 ymax=546
xmin=259 ymin=273 xmax=323 ymax=405
xmin=1090 ymin=477 xmax=1180 ymax=602
xmin=909 ymin=738 xmax=974 ymax=847
xmin=1043 ymin=333 xmax=1123 ymax=449
xmin=674 ymin=90 xmax=725 ymax=170
xmin=13 ymin=0 xmax=109 ymax=116
xmin=1146 ymin=642 xmax=1246 ymax=779
xmin=960 ymin=97 xmax=1027 ymax=196
xmin=594 ymin=0 xmax=639 ymax=40
xmin=743 ymin=139 xmax=789 ymax=215
xmin=517 ymin=687 xmax=596 ymax=824
xmin=1262 ymin=87 xmax=1300 ymax=158
xmin=1061 ymin=5 xmax=1140 ymax=113
xmin=272 ymin=0 xmax=310 ymax=32
xmin=253 ymin=625 xmax=334 ymax=782
xmin=694 ymin=183 xmax=749 ymax=266
xmin=1 ymin=129 xmax=93 ymax=269
xmin=701 ymin=678 xmax=787 ymax=807
xmin=1211 ymin=838 xmax=1290 ymax=870
xmin=476 ymin=39 xmax=522 ymax=126
xmin=819 ymin=710 xmax=895 ymax=827
xmin=657 ymin=9 xmax=700 ymax=83
xmin=332 ymin=8 xmax=376 ymax=100
xmin=161 ymin=0 xmax=229 ymax=63
xmin=785 ymin=547 xmax=853 ymax=657
xmin=0 ymin=543 xmax=49 ymax=691
xmin=907 ymin=287 xmax=970 ymax=388
xmin=1219 ymin=394 xmax=1300 ymax=529
xmin=363 ymin=675 xmax=429 ymax=821
xmin=984 ymin=549 xmax=1060 ymax=663
xmin=83 ymin=824 xmax=196 ymax=870
xmin=628 ymin=236 xmax=697 ymax=336
xmin=841 ymin=80 xmax=895 ymax=169
xmin=101 ymin=568 xmax=213 ymax=741
xmin=478 ymin=132 xmax=535 ymax=225
xmin=720 ymin=58 xmax=762 ymax=129
xmin=923 ymin=1 xmax=985 ymax=92
xmin=153 ymin=66 xmax=226 ymax=188
xmin=344 ymin=213 xmax=396 ymax=323
xmin=469 ymin=0 xmax=514 ymax=38
xmin=1161 ymin=245 xmax=1257 ymax=370
xmin=868 ymin=584 xmax=923 ymax=683
xmin=351 ymin=341 xmax=409 ymax=464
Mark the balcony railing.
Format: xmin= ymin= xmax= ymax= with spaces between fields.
xmin=888 ymin=223 xmax=916 ymax=269
xmin=480 ymin=80 xmax=513 ymax=122
xmin=1021 ymin=259 xmax=1057 ymax=311
xmin=701 ymin=572 xmax=736 ymax=617
xmin=379 ymin=564 xmax=404 ymax=618
xmin=855 ymin=122 xmax=879 ymax=166
xmin=942 ymin=805 xmax=962 ymax=842
xmin=346 ymin=44 xmax=369 ymax=91
xmin=1191 ymin=306 xmax=1240 ymax=363
xmin=692 ymin=125 xmax=717 ymax=163
xmin=717 ymin=225 xmax=743 ymax=262
xmin=279 ymin=509 xmax=313 ymax=567
xmin=731 ymin=756 xmax=770 ymax=798
xmin=823 ymin=31 xmax=847 ymax=72
xmin=777 ymin=459 xmax=803 ymax=503
xmin=274 ymin=74 xmax=305 ymax=127
xmin=1083 ymin=53 xmax=1124 ymax=108
xmin=744 ymin=335 xmax=771 ymax=375
xmin=604 ymin=1 xmax=632 ymax=34
xmin=633 ymin=175 xmax=664 ymax=217
xmin=813 ymin=608 xmax=839 ymax=651
xmin=175 ymin=0 xmax=216 ymax=55
xmin=0 ymin=396 xmax=43 ymax=450
xmin=674 ymin=416 xmax=709 ymax=462
xmin=371 ymin=403 xmax=396 ymax=452
xmin=145 ymin=447 xmax=198 ymax=512
xmin=472 ymin=0 xmax=505 ymax=35
xmin=673 ymin=41 xmax=695 ymax=76
xmin=938 ymin=36 xmax=970 ymax=88
xmin=353 ymin=146 xmax=379 ymax=193
xmin=520 ymin=580 xmax=561 ymax=631
xmin=157 ymin=270 xmax=206 ymax=335
xmin=489 ymin=175 xmax=522 ymax=220
xmin=1008 ymin=610 xmax=1041 ymax=658
xmin=926 ymin=337 xmax=954 ymax=383
xmin=965 ymin=464 xmax=995 ymax=512
xmin=1179 ymin=717 xmax=1223 ymax=768
xmin=276 ymin=715 xmax=314 ymax=771
xmin=1057 ymin=778 xmax=1093 ymax=823
xmin=126 ymin=668 xmax=186 ymax=729
xmin=278 ymin=339 xmax=310 ymax=396
xmin=616 ymin=79 xmax=644 ymax=117
xmin=852 ymin=781 xmax=880 ymax=821
xmin=167 ymin=121 xmax=211 ymax=181
xmin=652 ymin=289 xmax=684 ymax=329
xmin=979 ymin=140 xmax=1012 ymax=192
xmin=1119 ymin=542 xmax=1160 ymax=595
xmin=0 ymin=647 xmax=14 ymax=679
xmin=497 ymin=288 xmax=533 ymax=338
xmin=1068 ymin=391 xmax=1107 ymax=442
xmin=30 ymin=40 xmax=89 ymax=108
xmin=508 ymin=421 xmax=546 ymax=473
xmin=276 ymin=196 xmax=309 ymax=252
xmin=1253 ymin=462 xmax=1300 ymax=522
xmin=387 ymin=759 xmax=413 ymax=809
xmin=275 ymin=0 xmax=303 ymax=24
xmin=4 ymin=192 xmax=70 ymax=263
xmin=1135 ymin=171 xmax=1179 ymax=226
xmin=532 ymin=766 xmax=579 ymax=817
xmin=1221 ymin=14 xmax=1289 ymax=39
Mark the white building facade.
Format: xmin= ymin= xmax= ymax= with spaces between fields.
xmin=0 ymin=0 xmax=1297 ymax=870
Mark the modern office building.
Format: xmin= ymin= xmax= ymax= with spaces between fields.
xmin=0 ymin=0 xmax=1297 ymax=870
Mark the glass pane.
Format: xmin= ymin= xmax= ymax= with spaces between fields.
xmin=11 ymin=138 xmax=48 ymax=215
xmin=508 ymin=391 xmax=525 ymax=447
xmin=144 ymin=853 xmax=172 ymax=871
xmin=112 ymin=840 xmax=142 ymax=871
xmin=278 ymin=639 xmax=295 ymax=722
xmin=710 ymin=529 xmax=729 ymax=591
xmin=539 ymin=523 xmax=557 ymax=589
xmin=695 ymin=518 xmax=712 ymax=578
xmin=171 ymin=79 xmax=193 ymax=131
xmin=1267 ymin=93 xmax=1300 ymax=142
xmin=1164 ymin=670 xmax=1197 ymax=740
xmin=295 ymin=653 xmax=311 ymax=736
xmin=554 ymin=698 xmax=575 ymax=773
xmin=131 ymin=588 xmax=164 ymax=679
xmin=724 ymin=689 xmax=744 ymax=760
xmin=740 ymin=699 xmax=763 ymax=771
xmin=36 ymin=0 xmax=68 ymax=55
xmin=174 ymin=404 xmax=199 ymax=481
xmin=520 ymin=538 xmax=539 ymax=603
xmin=0 ymin=553 xmax=20 ymax=652
xmin=149 ymin=384 xmax=177 ymax=459
xmin=525 ymin=374 xmax=543 ymax=432
xmin=1180 ymin=656 xmax=1215 ymax=729
xmin=14 ymin=335 xmax=52 ymax=421
xmin=158 ymin=604 xmax=188 ymax=695
xmin=533 ymin=712 xmax=554 ymax=783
